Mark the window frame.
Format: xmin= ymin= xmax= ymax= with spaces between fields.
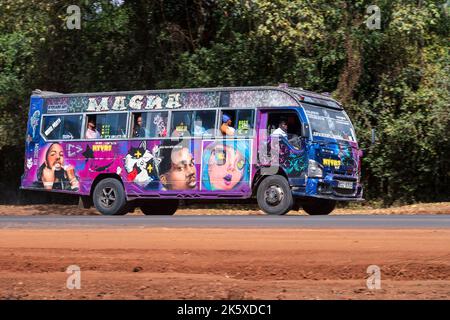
xmin=84 ymin=111 xmax=129 ymax=140
xmin=169 ymin=109 xmax=218 ymax=139
xmin=129 ymin=110 xmax=170 ymax=139
xmin=40 ymin=113 xmax=85 ymax=142
xmin=216 ymin=108 xmax=256 ymax=138
xmin=266 ymin=109 xmax=303 ymax=137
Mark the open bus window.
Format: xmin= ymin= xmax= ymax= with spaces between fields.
xmin=132 ymin=111 xmax=168 ymax=138
xmin=86 ymin=113 xmax=127 ymax=139
xmin=218 ymin=109 xmax=254 ymax=137
xmin=267 ymin=112 xmax=302 ymax=137
xmin=42 ymin=115 xmax=82 ymax=140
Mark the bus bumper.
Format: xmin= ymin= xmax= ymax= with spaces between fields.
xmin=292 ymin=175 xmax=364 ymax=201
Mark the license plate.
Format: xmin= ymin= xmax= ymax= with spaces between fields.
xmin=337 ymin=181 xmax=353 ymax=189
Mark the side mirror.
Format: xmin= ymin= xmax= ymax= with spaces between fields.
xmin=301 ymin=123 xmax=310 ymax=138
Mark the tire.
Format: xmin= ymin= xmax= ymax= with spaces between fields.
xmin=140 ymin=199 xmax=179 ymax=216
xmin=93 ymin=178 xmax=128 ymax=215
xmin=256 ymin=175 xmax=293 ymax=215
xmin=302 ymin=199 xmax=336 ymax=215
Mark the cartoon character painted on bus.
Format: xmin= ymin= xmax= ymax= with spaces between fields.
xmin=201 ymin=140 xmax=250 ymax=191
xmin=124 ymin=141 xmax=160 ymax=186
xmin=35 ymin=142 xmax=79 ymax=191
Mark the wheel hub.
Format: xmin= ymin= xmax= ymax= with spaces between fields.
xmin=264 ymin=185 xmax=284 ymax=206
xmin=100 ymin=187 xmax=116 ymax=208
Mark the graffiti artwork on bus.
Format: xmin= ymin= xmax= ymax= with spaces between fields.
xmin=124 ymin=140 xmax=197 ymax=191
xmin=201 ymin=140 xmax=251 ymax=191
xmin=33 ymin=142 xmax=80 ymax=191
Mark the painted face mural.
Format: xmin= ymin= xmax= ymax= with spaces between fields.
xmin=36 ymin=143 xmax=79 ymax=191
xmin=158 ymin=143 xmax=197 ymax=190
xmin=202 ymin=140 xmax=250 ymax=191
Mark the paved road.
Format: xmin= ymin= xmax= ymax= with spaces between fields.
xmin=0 ymin=215 xmax=449 ymax=229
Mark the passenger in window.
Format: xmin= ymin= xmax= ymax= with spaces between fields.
xmin=220 ymin=114 xmax=235 ymax=136
xmin=85 ymin=118 xmax=101 ymax=139
xmin=271 ymin=120 xmax=288 ymax=138
xmin=133 ymin=115 xmax=147 ymax=138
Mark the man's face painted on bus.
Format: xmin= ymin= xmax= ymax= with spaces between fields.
xmin=160 ymin=147 xmax=196 ymax=190
xmin=208 ymin=145 xmax=245 ymax=190
xmin=46 ymin=143 xmax=65 ymax=171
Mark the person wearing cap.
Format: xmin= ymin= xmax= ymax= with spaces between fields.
xmin=220 ymin=114 xmax=235 ymax=136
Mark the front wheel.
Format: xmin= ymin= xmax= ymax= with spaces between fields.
xmin=140 ymin=199 xmax=179 ymax=215
xmin=302 ymin=199 xmax=336 ymax=215
xmin=93 ymin=178 xmax=128 ymax=215
xmin=257 ymin=175 xmax=293 ymax=215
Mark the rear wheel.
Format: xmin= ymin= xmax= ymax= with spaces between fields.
xmin=257 ymin=175 xmax=293 ymax=215
xmin=302 ymin=199 xmax=336 ymax=215
xmin=140 ymin=199 xmax=179 ymax=215
xmin=93 ymin=178 xmax=128 ymax=215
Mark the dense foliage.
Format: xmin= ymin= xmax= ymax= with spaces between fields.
xmin=0 ymin=0 xmax=448 ymax=204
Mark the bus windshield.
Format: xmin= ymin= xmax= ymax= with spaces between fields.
xmin=302 ymin=104 xmax=356 ymax=142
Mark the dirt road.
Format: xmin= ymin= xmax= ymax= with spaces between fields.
xmin=1 ymin=227 xmax=449 ymax=299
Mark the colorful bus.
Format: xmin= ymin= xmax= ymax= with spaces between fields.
xmin=21 ymin=86 xmax=363 ymax=215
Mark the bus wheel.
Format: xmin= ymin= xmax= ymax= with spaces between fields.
xmin=140 ymin=200 xmax=179 ymax=215
xmin=257 ymin=175 xmax=293 ymax=215
xmin=302 ymin=199 xmax=336 ymax=215
xmin=93 ymin=178 xmax=128 ymax=215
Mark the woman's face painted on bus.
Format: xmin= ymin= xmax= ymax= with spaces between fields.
xmin=160 ymin=147 xmax=196 ymax=190
xmin=46 ymin=143 xmax=65 ymax=171
xmin=208 ymin=145 xmax=245 ymax=190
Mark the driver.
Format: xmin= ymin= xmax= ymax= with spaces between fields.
xmin=271 ymin=120 xmax=288 ymax=138
xmin=271 ymin=119 xmax=303 ymax=149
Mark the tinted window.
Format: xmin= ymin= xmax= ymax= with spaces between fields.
xmin=192 ymin=110 xmax=216 ymax=137
xmin=171 ymin=111 xmax=193 ymax=137
xmin=235 ymin=109 xmax=255 ymax=136
xmin=95 ymin=113 xmax=127 ymax=139
xmin=43 ymin=115 xmax=82 ymax=140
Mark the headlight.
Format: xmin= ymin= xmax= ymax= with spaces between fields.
xmin=308 ymin=159 xmax=323 ymax=178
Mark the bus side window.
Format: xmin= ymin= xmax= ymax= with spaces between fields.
xmin=192 ymin=110 xmax=216 ymax=137
xmin=94 ymin=113 xmax=127 ymax=139
xmin=42 ymin=115 xmax=82 ymax=140
xmin=147 ymin=111 xmax=168 ymax=138
xmin=171 ymin=111 xmax=193 ymax=137
xmin=236 ymin=109 xmax=255 ymax=136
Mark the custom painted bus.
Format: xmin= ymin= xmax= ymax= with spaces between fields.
xmin=21 ymin=86 xmax=363 ymax=215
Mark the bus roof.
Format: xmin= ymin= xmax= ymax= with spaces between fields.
xmin=32 ymin=86 xmax=343 ymax=111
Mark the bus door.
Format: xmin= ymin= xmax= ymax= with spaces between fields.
xmin=257 ymin=109 xmax=308 ymax=187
